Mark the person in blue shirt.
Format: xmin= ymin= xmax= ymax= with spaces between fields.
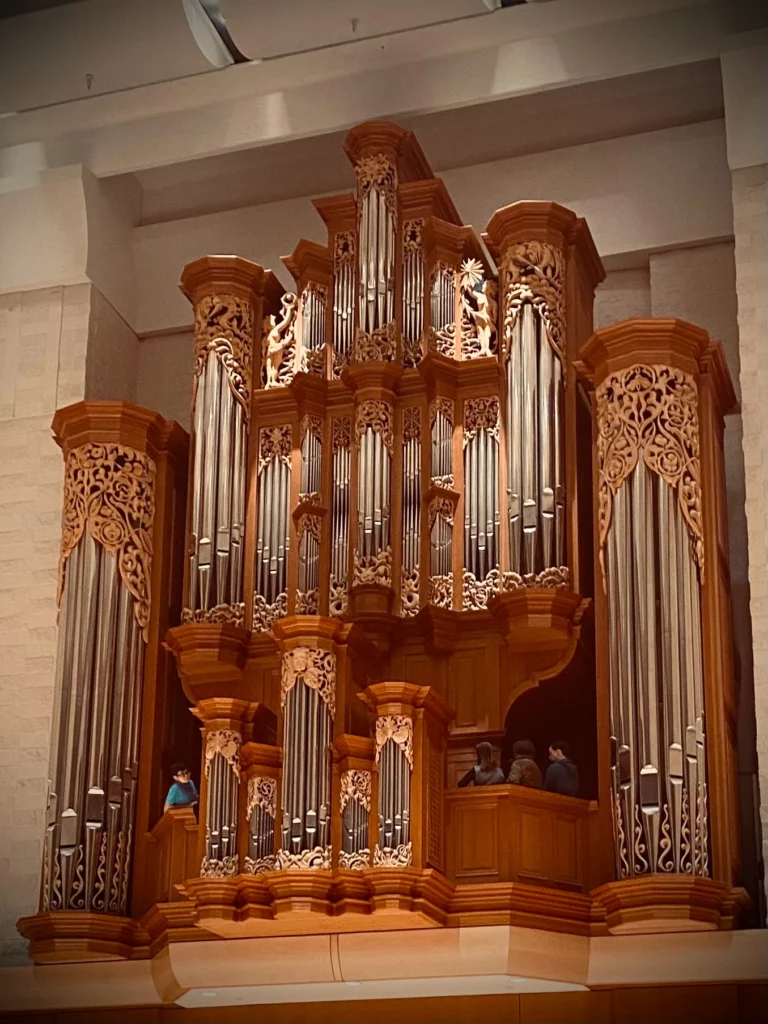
xmin=164 ymin=762 xmax=199 ymax=813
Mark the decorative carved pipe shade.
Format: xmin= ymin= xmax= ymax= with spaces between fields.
xmin=43 ymin=403 xmax=186 ymax=916
xmin=578 ymin=318 xmax=740 ymax=886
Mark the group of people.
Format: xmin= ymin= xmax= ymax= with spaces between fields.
xmin=457 ymin=739 xmax=579 ymax=796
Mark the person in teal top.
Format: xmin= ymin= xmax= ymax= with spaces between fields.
xmin=164 ymin=762 xmax=199 ymax=813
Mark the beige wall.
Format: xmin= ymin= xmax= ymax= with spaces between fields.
xmin=732 ymin=164 xmax=768 ymax=896
xmin=0 ymin=284 xmax=139 ymax=965
xmin=0 ymin=285 xmax=89 ymax=964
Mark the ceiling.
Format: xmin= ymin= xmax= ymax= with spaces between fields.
xmin=135 ymin=58 xmax=724 ymax=225
xmin=0 ymin=0 xmax=85 ymax=18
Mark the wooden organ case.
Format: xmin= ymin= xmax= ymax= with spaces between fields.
xmin=18 ymin=121 xmax=748 ymax=963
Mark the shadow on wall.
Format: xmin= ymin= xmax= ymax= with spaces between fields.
xmin=502 ymin=628 xmax=598 ymax=799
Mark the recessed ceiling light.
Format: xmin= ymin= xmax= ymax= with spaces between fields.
xmin=199 ymin=990 xmax=218 ymax=998
xmin=345 ymin=981 xmax=362 ymax=987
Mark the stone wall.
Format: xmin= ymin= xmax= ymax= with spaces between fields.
xmin=732 ymin=164 xmax=768 ymax=908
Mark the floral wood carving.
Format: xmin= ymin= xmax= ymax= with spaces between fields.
xmin=297 ymin=513 xmax=321 ymax=544
xmin=375 ymin=715 xmax=413 ymax=768
xmin=204 ymin=730 xmax=241 ymax=780
xmin=430 ymin=396 xmax=453 ymax=427
xmin=181 ymin=602 xmax=245 ymax=627
xmin=403 ymin=219 xmax=423 ymax=257
xmin=428 ymin=495 xmax=455 ymax=531
xmin=201 ymin=855 xmax=239 ymax=878
xmin=262 ymin=292 xmax=298 ymax=388
xmin=353 ymin=546 xmax=392 ymax=587
xmin=429 ymin=573 xmax=453 ymax=609
xmin=340 ymin=769 xmax=372 ymax=813
xmin=596 ymin=363 xmax=704 ymax=584
xmin=355 ymin=154 xmax=397 ymax=213
xmin=252 ymin=591 xmax=287 ymax=632
xmin=329 ymin=575 xmax=348 ymax=617
xmin=462 ymin=568 xmax=500 ymax=611
xmin=193 ymin=294 xmax=254 ymax=417
xmin=401 ymin=566 xmax=419 ymax=618
xmin=502 ymin=241 xmax=565 ymax=357
xmin=431 ymin=473 xmax=454 ymax=489
xmin=501 ymin=566 xmax=570 ymax=590
xmin=339 ymin=849 xmax=371 ymax=870
xmin=333 ymin=417 xmax=351 ymax=453
xmin=355 ymin=400 xmax=394 ymax=455
xmin=258 ymin=424 xmax=292 ymax=473
xmin=334 ymin=231 xmax=355 ymax=268
xmin=353 ymin=322 xmax=397 ymax=363
xmin=300 ymin=414 xmax=323 ymax=444
xmin=402 ymin=406 xmax=421 ymax=442
xmin=281 ymin=646 xmax=337 ymax=720
xmin=295 ymin=588 xmax=319 ymax=614
xmin=463 ymin=396 xmax=500 ymax=445
xmin=243 ymin=854 xmax=276 ymax=875
xmin=247 ymin=775 xmax=277 ymax=820
xmin=373 ymin=841 xmax=412 ymax=867
xmin=59 ymin=443 xmax=155 ymax=639
xmin=275 ymin=845 xmax=332 ymax=871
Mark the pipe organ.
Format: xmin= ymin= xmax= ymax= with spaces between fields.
xmin=25 ymin=121 xmax=745 ymax=964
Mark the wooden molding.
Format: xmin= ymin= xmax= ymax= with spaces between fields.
xmin=577 ymin=317 xmax=712 ymax=386
xmin=343 ymin=120 xmax=434 ymax=182
xmin=179 ymin=254 xmax=284 ymax=308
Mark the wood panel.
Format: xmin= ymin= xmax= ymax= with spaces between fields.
xmin=446 ymin=785 xmax=595 ymax=890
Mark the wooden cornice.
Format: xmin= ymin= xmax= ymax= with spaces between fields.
xmin=399 ymin=178 xmax=462 ymax=226
xmin=485 ymin=200 xmax=580 ymax=252
xmin=164 ymin=623 xmax=250 ymax=704
xmin=281 ymin=238 xmax=333 ymax=291
xmin=343 ymin=120 xmax=434 ymax=182
xmin=578 ymin=317 xmax=713 ymax=387
xmin=312 ymin=193 xmax=356 ymax=233
xmin=700 ymin=339 xmax=739 ymax=417
xmin=52 ymin=400 xmax=187 ymax=466
xmin=179 ymin=254 xmax=284 ymax=308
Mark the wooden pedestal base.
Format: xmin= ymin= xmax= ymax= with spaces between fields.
xmin=16 ymin=911 xmax=152 ymax=964
xmin=17 ymin=873 xmax=750 ymax=964
xmin=592 ymin=876 xmax=750 ymax=934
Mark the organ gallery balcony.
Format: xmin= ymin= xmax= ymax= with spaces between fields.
xmin=17 ymin=121 xmax=749 ymax=966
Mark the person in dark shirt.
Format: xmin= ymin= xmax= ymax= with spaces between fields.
xmin=543 ymin=740 xmax=579 ymax=796
xmin=164 ymin=762 xmax=199 ymax=813
xmin=507 ymin=739 xmax=543 ymax=789
xmin=457 ymin=741 xmax=505 ymax=787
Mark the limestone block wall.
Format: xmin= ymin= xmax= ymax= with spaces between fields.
xmin=732 ymin=164 xmax=768 ymax=908
xmin=0 ymin=283 xmax=138 ymax=965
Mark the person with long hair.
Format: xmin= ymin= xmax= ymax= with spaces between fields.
xmin=457 ymin=741 xmax=505 ymax=787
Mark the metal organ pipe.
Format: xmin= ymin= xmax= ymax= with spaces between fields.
xmin=505 ymin=303 xmax=565 ymax=577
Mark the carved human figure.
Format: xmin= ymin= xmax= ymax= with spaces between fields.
xmin=263 ymin=292 xmax=298 ymax=387
xmin=472 ymin=280 xmax=497 ymax=356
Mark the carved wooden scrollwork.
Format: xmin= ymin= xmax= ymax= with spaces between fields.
xmin=258 ymin=424 xmax=292 ymax=473
xmin=193 ymin=294 xmax=254 ymax=416
xmin=501 ymin=566 xmax=570 ymax=591
xmin=402 ymin=406 xmax=421 ymax=441
xmin=428 ymin=495 xmax=455 ymax=531
xmin=253 ymin=592 xmax=287 ymax=632
xmin=402 ymin=219 xmax=423 ymax=257
xmin=353 ymin=546 xmax=392 ymax=587
xmin=334 ymin=231 xmax=355 ymax=269
xmin=429 ymin=573 xmax=453 ymax=609
xmin=246 ymin=775 xmax=277 ymax=820
xmin=373 ymin=841 xmax=412 ymax=867
xmin=375 ymin=715 xmax=413 ymax=768
xmin=300 ymin=414 xmax=323 ymax=444
xmin=355 ymin=154 xmax=397 ymax=213
xmin=596 ymin=363 xmax=704 ymax=583
xmin=430 ymin=396 xmax=453 ymax=427
xmin=280 ymin=646 xmax=337 ymax=720
xmin=274 ymin=846 xmax=332 ymax=871
xmin=462 ymin=568 xmax=500 ymax=611
xmin=502 ymin=241 xmax=565 ymax=357
xmin=463 ymin=396 xmax=500 ymax=445
xmin=340 ymin=769 xmax=372 ymax=813
xmin=353 ymin=322 xmax=397 ymax=363
xmin=204 ymin=729 xmax=241 ymax=780
xmin=400 ymin=566 xmax=419 ymax=618
xmin=181 ymin=602 xmax=245 ymax=627
xmin=355 ymin=400 xmax=394 ymax=455
xmin=58 ymin=443 xmax=155 ymax=639
xmin=333 ymin=417 xmax=351 ymax=453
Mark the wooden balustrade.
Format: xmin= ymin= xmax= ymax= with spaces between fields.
xmin=446 ymin=785 xmax=598 ymax=891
